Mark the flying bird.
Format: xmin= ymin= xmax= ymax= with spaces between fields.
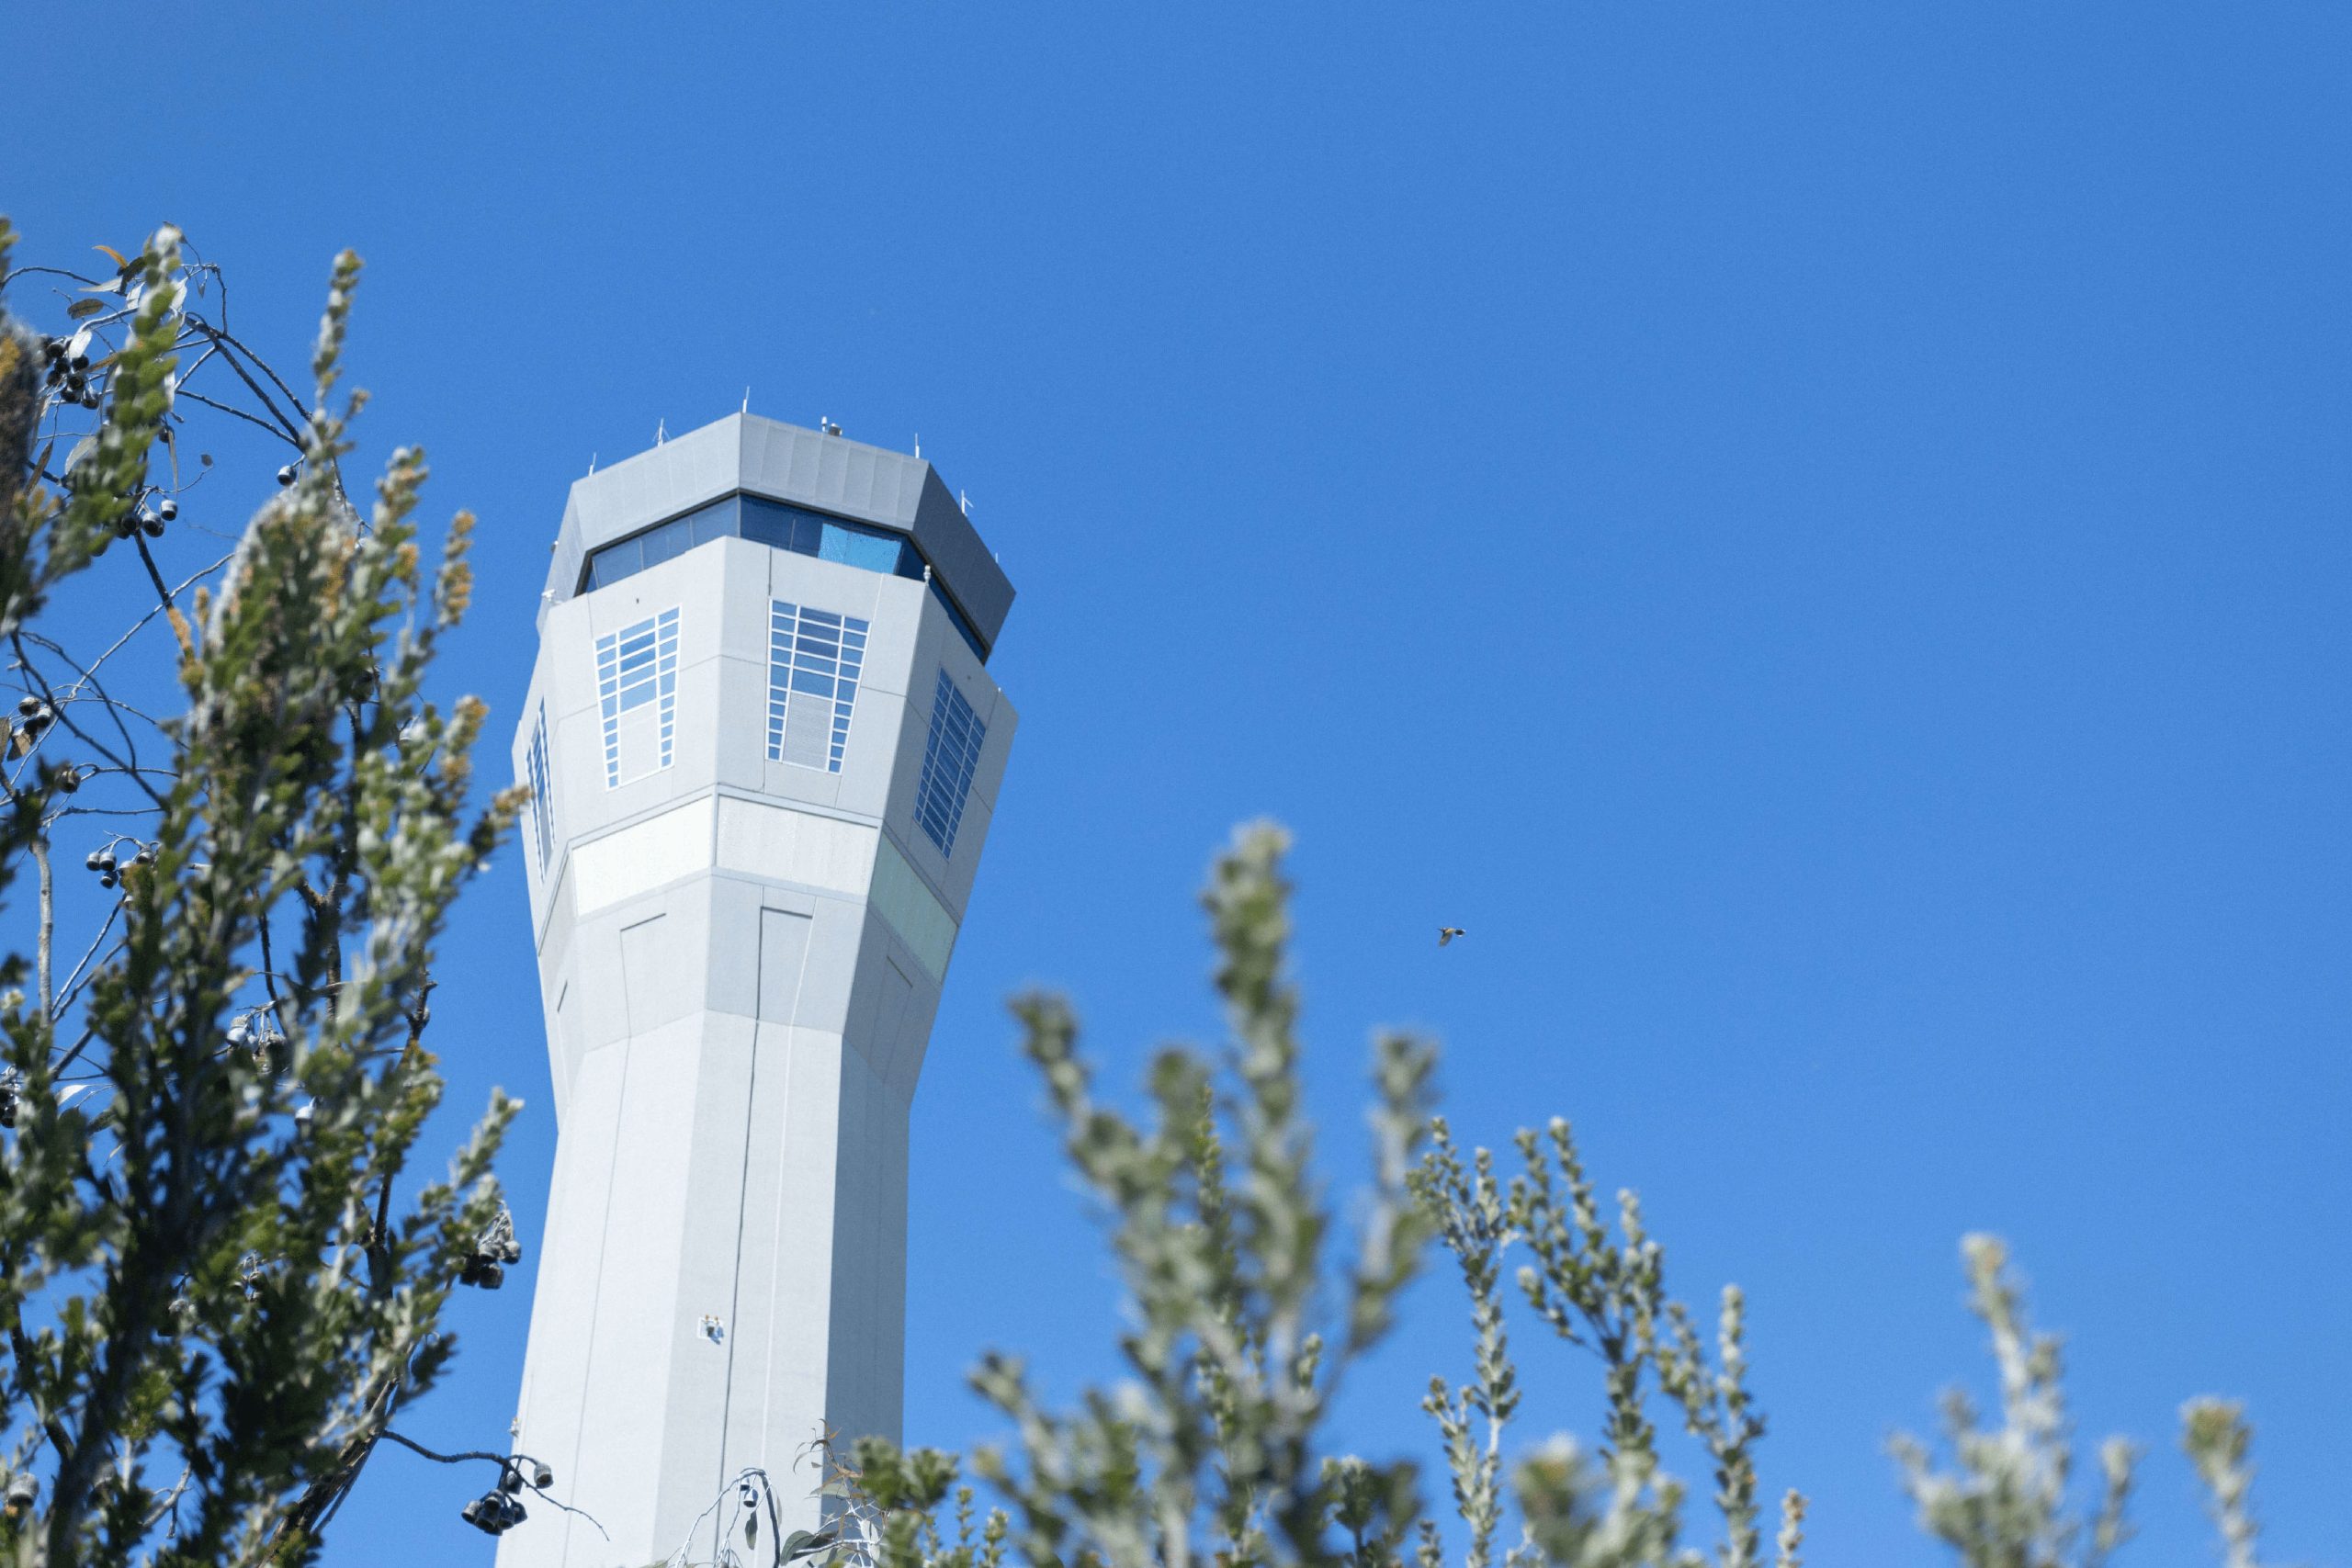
xmin=1438 ymin=927 xmax=1466 ymax=947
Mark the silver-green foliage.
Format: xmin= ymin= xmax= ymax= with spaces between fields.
xmin=832 ymin=828 xmax=2281 ymax=1568
xmin=1893 ymin=1236 xmax=2270 ymax=1568
xmin=970 ymin=823 xmax=1436 ymax=1568
xmin=829 ymin=823 xmax=1437 ymax=1568
xmin=1411 ymin=1117 xmax=1794 ymax=1568
xmin=0 ymin=220 xmax=522 ymax=1565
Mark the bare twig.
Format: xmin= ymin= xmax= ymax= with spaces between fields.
xmin=32 ymin=834 xmax=51 ymax=1021
xmin=128 ymin=533 xmax=194 ymax=659
xmin=178 ymin=316 xmax=306 ymax=443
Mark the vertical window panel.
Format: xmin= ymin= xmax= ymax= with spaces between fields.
xmin=526 ymin=704 xmax=556 ymax=870
xmin=913 ymin=669 xmax=987 ymax=858
xmin=596 ymin=606 xmax=681 ymax=787
xmin=768 ymin=601 xmax=868 ymax=774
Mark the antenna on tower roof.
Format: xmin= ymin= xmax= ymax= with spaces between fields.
xmin=588 ymin=453 xmax=596 ymax=474
xmin=959 ymin=490 xmax=971 ymax=517
xmin=914 ymin=434 xmax=921 ymax=458
xmin=655 ymin=419 xmax=666 ymax=446
xmin=741 ymin=388 xmax=750 ymax=413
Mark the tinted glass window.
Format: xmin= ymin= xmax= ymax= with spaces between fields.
xmin=639 ymin=516 xmax=689 ymax=569
xmin=578 ymin=493 xmax=989 ymax=661
xmin=688 ymin=497 xmax=740 ymax=547
xmin=739 ymin=498 xmax=797 ymax=553
xmin=586 ymin=536 xmax=639 ymax=590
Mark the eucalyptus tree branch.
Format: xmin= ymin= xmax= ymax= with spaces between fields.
xmin=12 ymin=633 xmax=166 ymax=810
xmin=173 ymin=389 xmax=295 ymax=450
xmin=179 ymin=316 xmax=308 ymax=437
xmin=2 ymin=218 xmax=534 ymax=1564
xmin=175 ymin=318 xmax=304 ymax=444
xmin=370 ymin=1430 xmax=606 ymax=1540
xmin=127 ymin=533 xmax=193 ymax=658
xmin=55 ymin=547 xmax=235 ymax=693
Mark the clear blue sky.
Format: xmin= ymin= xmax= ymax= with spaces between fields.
xmin=7 ymin=4 xmax=2348 ymax=1562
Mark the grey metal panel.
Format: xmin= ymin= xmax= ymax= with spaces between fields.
xmin=538 ymin=501 xmax=583 ymax=636
xmin=909 ymin=465 xmax=1013 ymax=650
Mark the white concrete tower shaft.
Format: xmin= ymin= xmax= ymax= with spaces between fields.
xmin=499 ymin=416 xmax=1016 ymax=1567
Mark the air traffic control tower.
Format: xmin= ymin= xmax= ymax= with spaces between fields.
xmin=500 ymin=415 xmax=1015 ymax=1566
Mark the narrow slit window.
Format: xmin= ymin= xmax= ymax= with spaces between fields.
xmin=913 ymin=668 xmax=987 ymax=857
xmin=595 ymin=607 xmax=681 ymax=787
xmin=526 ymin=703 xmax=556 ymax=869
xmin=768 ymin=601 xmax=868 ymax=773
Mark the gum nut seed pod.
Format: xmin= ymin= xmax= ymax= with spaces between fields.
xmin=81 ymin=391 xmax=98 ymax=409
xmin=96 ymin=852 xmax=115 ymax=872
xmin=158 ymin=499 xmax=176 ymax=520
xmin=98 ymin=874 xmax=115 ymax=889
xmin=84 ymin=851 xmax=101 ymax=870
xmin=135 ymin=844 xmax=154 ymax=864
xmin=141 ymin=517 xmax=164 ymax=538
xmin=227 ymin=1021 xmax=249 ymax=1047
xmin=533 ymin=1462 xmax=554 ymax=1489
xmin=16 ymin=695 xmax=38 ymax=716
xmin=56 ymin=768 xmax=76 ymax=794
xmin=276 ymin=465 xmax=297 ymax=486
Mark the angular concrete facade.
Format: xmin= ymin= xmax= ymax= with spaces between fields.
xmin=498 ymin=416 xmax=1015 ymax=1567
